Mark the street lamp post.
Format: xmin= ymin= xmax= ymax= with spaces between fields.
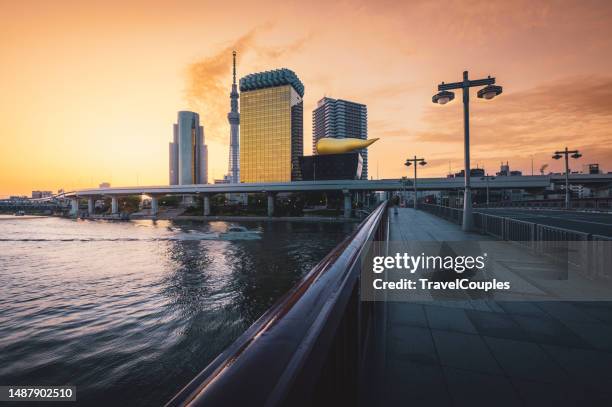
xmin=480 ymin=175 xmax=496 ymax=207
xmin=552 ymin=147 xmax=582 ymax=209
xmin=432 ymin=71 xmax=503 ymax=231
xmin=404 ymin=156 xmax=427 ymax=209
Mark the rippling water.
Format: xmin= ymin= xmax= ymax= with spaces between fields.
xmin=0 ymin=215 xmax=355 ymax=406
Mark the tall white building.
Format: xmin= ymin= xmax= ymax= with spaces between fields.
xmin=169 ymin=111 xmax=208 ymax=185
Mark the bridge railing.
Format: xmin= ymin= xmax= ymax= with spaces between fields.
xmin=587 ymin=235 xmax=612 ymax=279
xmin=422 ymin=204 xmax=463 ymax=224
xmin=166 ymin=201 xmax=388 ymax=407
xmin=422 ymin=204 xmax=611 ymax=279
xmin=473 ymin=197 xmax=612 ymax=211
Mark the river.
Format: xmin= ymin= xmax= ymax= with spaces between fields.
xmin=0 ymin=216 xmax=355 ymax=405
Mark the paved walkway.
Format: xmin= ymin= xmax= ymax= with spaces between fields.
xmin=373 ymin=208 xmax=612 ymax=406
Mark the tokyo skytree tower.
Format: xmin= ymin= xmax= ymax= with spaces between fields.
xmin=227 ymin=50 xmax=240 ymax=183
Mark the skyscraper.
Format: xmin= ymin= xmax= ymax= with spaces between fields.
xmin=312 ymin=97 xmax=368 ymax=179
xmin=169 ymin=111 xmax=208 ymax=185
xmin=227 ymin=51 xmax=240 ymax=183
xmin=239 ymin=68 xmax=304 ymax=183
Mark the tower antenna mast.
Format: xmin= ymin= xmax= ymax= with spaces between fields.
xmin=232 ymin=50 xmax=237 ymax=85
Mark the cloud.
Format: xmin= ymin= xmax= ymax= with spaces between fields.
xmin=254 ymin=33 xmax=311 ymax=59
xmin=408 ymin=75 xmax=612 ymax=174
xmin=184 ymin=27 xmax=312 ymax=142
xmin=415 ymin=75 xmax=612 ymax=156
xmin=184 ymin=28 xmax=260 ymax=142
xmin=370 ymin=83 xmax=421 ymax=98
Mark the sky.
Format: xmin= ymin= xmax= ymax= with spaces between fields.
xmin=1 ymin=0 xmax=612 ymax=197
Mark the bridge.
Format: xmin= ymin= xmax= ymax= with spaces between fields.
xmin=53 ymin=173 xmax=612 ymax=218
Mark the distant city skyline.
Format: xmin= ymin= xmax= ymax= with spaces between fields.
xmin=2 ymin=0 xmax=612 ymax=197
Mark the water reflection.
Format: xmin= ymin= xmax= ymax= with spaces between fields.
xmin=0 ymin=217 xmax=354 ymax=406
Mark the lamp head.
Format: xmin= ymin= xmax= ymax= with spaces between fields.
xmin=404 ymin=160 xmax=412 ymax=167
xmin=419 ymin=161 xmax=427 ymax=166
xmin=477 ymin=84 xmax=503 ymax=100
xmin=571 ymin=152 xmax=582 ymax=159
xmin=552 ymin=154 xmax=562 ymax=160
xmin=432 ymin=90 xmax=455 ymax=105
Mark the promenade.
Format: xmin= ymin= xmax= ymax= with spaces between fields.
xmin=371 ymin=208 xmax=612 ymax=406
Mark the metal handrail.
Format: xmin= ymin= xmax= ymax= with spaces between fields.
xmin=422 ymin=203 xmax=611 ymax=279
xmin=166 ymin=201 xmax=388 ymax=407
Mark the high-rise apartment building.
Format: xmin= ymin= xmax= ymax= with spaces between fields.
xmin=312 ymin=97 xmax=368 ymax=179
xmin=239 ymin=68 xmax=304 ymax=183
xmin=169 ymin=111 xmax=208 ymax=185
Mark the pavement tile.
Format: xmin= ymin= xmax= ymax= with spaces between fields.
xmin=511 ymin=314 xmax=590 ymax=348
xmin=431 ymin=330 xmax=501 ymax=375
xmin=510 ymin=378 xmax=586 ymax=407
xmin=542 ymin=344 xmax=612 ymax=395
xmin=537 ymin=301 xmax=599 ymax=323
xmin=571 ymin=301 xmax=612 ymax=324
xmin=483 ymin=336 xmax=569 ymax=383
xmin=562 ymin=320 xmax=612 ymax=351
xmin=387 ymin=324 xmax=438 ymax=365
xmin=466 ymin=309 xmax=530 ymax=341
xmin=443 ymin=367 xmax=522 ymax=407
xmin=498 ymin=301 xmax=549 ymax=318
xmin=387 ymin=302 xmax=427 ymax=328
xmin=383 ymin=358 xmax=452 ymax=406
xmin=424 ymin=305 xmax=477 ymax=334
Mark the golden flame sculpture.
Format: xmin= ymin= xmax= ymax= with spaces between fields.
xmin=315 ymin=137 xmax=379 ymax=155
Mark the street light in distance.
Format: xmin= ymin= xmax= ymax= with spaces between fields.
xmin=405 ymin=156 xmax=427 ymax=210
xmin=552 ymin=147 xmax=582 ymax=209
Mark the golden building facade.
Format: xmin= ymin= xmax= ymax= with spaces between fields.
xmin=239 ymin=69 xmax=304 ymax=183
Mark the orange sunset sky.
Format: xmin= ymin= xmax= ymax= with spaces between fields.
xmin=1 ymin=0 xmax=612 ymax=197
